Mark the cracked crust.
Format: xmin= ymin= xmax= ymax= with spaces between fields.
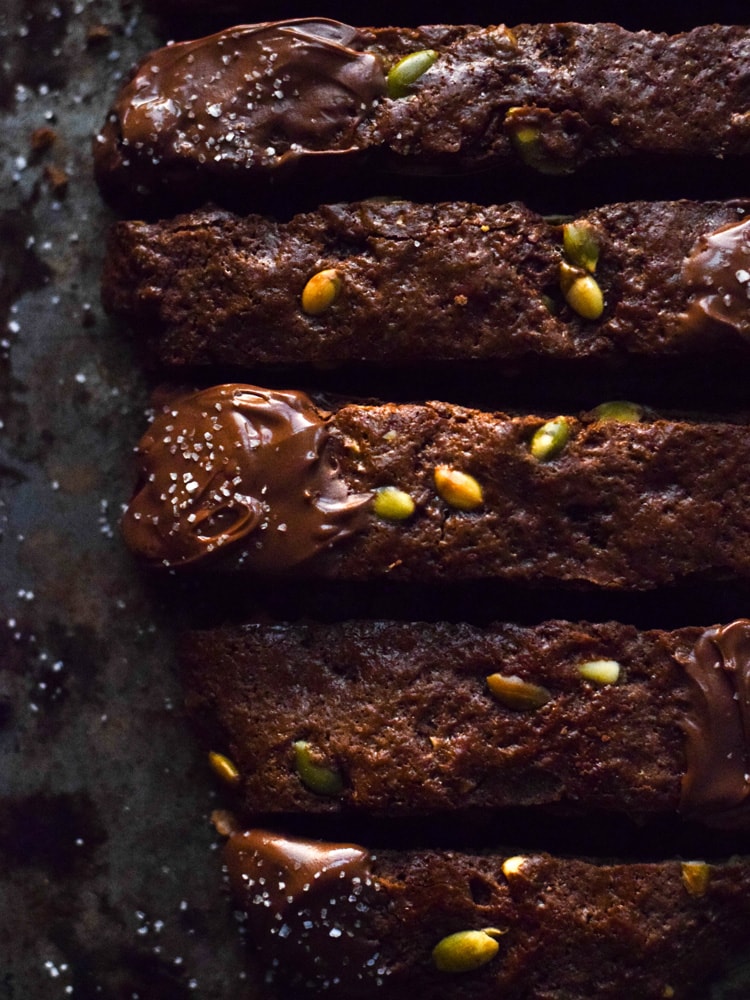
xmin=102 ymin=199 xmax=750 ymax=367
xmin=321 ymin=401 xmax=750 ymax=588
xmin=95 ymin=22 xmax=750 ymax=212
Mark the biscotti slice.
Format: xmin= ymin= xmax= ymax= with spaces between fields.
xmin=101 ymin=198 xmax=750 ymax=368
xmin=121 ymin=383 xmax=750 ymax=589
xmin=222 ymin=825 xmax=750 ymax=998
xmin=184 ymin=619 xmax=750 ymax=829
xmin=94 ymin=20 xmax=750 ymax=212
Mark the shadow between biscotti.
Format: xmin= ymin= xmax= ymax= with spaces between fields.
xmin=206 ymin=805 xmax=750 ymax=863
xmin=141 ymin=571 xmax=750 ymax=636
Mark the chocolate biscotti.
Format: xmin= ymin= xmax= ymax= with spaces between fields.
xmin=184 ymin=619 xmax=750 ymax=828
xmin=94 ymin=20 xmax=750 ymax=212
xmin=101 ymin=198 xmax=750 ymax=368
xmin=223 ymin=826 xmax=750 ymax=998
xmin=121 ymin=383 xmax=750 ymax=588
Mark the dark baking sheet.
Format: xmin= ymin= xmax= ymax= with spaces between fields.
xmin=0 ymin=1 xmax=258 ymax=997
xmin=2 ymin=2 xmax=750 ymax=998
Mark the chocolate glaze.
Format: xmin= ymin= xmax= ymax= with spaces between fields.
xmin=94 ymin=19 xmax=385 ymax=199
xmin=678 ymin=619 xmax=750 ymax=826
xmin=121 ymin=385 xmax=370 ymax=570
xmin=681 ymin=215 xmax=750 ymax=340
xmin=224 ymin=829 xmax=382 ymax=990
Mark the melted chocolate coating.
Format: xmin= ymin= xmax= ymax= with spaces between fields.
xmin=224 ymin=829 xmax=381 ymax=990
xmin=678 ymin=619 xmax=750 ymax=826
xmin=121 ymin=385 xmax=370 ymax=570
xmin=95 ymin=19 xmax=385 ymax=201
xmin=681 ymin=215 xmax=750 ymax=340
xmin=97 ymin=22 xmax=750 ymax=214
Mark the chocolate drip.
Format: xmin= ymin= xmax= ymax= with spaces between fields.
xmin=224 ymin=829 xmax=381 ymax=990
xmin=678 ymin=619 xmax=750 ymax=826
xmin=681 ymin=216 xmax=750 ymax=340
xmin=95 ymin=19 xmax=385 ymax=195
xmin=121 ymin=384 xmax=371 ymax=570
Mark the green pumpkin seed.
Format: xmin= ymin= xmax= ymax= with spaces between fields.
xmin=387 ymin=50 xmax=439 ymax=98
xmin=373 ymin=486 xmax=416 ymax=521
xmin=589 ymin=400 xmax=644 ymax=423
xmin=293 ymin=740 xmax=344 ymax=796
xmin=432 ymin=928 xmax=505 ymax=973
xmin=562 ymin=221 xmax=600 ymax=273
xmin=530 ymin=418 xmax=570 ymax=461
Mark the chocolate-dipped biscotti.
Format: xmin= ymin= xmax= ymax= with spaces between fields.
xmin=94 ymin=20 xmax=750 ymax=212
xmin=223 ymin=825 xmax=750 ymax=998
xmin=184 ymin=619 xmax=750 ymax=828
xmin=122 ymin=383 xmax=750 ymax=588
xmin=102 ymin=198 xmax=750 ymax=368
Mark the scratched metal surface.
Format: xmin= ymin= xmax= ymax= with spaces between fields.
xmin=0 ymin=1 xmax=259 ymax=997
xmin=2 ymin=2 xmax=750 ymax=999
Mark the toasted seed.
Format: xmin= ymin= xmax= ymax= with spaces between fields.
xmin=434 ymin=466 xmax=483 ymax=510
xmin=541 ymin=293 xmax=558 ymax=314
xmin=502 ymin=856 xmax=528 ymax=879
xmin=504 ymin=108 xmax=571 ymax=175
xmin=577 ymin=659 xmax=621 ymax=685
xmin=560 ymin=262 xmax=604 ymax=319
xmin=487 ymin=673 xmax=551 ymax=710
xmin=373 ymin=486 xmax=416 ymax=521
xmin=508 ymin=120 xmax=539 ymax=147
xmin=504 ymin=108 xmax=540 ymax=146
xmin=530 ymin=418 xmax=570 ymax=461
xmin=681 ymin=860 xmax=711 ymax=896
xmin=566 ymin=275 xmax=604 ymax=319
xmin=208 ymin=751 xmax=240 ymax=786
xmin=505 ymin=113 xmax=545 ymax=168
xmin=387 ymin=50 xmax=439 ymax=98
xmin=588 ymin=400 xmax=645 ymax=423
xmin=563 ymin=221 xmax=600 ymax=273
xmin=293 ymin=740 xmax=344 ymax=796
xmin=301 ymin=268 xmax=341 ymax=315
xmin=432 ymin=928 xmax=505 ymax=973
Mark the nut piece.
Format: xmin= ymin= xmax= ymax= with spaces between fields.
xmin=505 ymin=114 xmax=544 ymax=167
xmin=530 ymin=418 xmax=570 ymax=461
xmin=487 ymin=673 xmax=551 ymax=711
xmin=562 ymin=221 xmax=599 ymax=273
xmin=577 ymin=659 xmax=621 ymax=685
xmin=559 ymin=262 xmax=604 ymax=320
xmin=504 ymin=107 xmax=575 ymax=175
xmin=387 ymin=50 xmax=439 ymax=98
xmin=208 ymin=751 xmax=240 ymax=786
xmin=432 ymin=928 xmax=505 ymax=973
xmin=434 ymin=466 xmax=483 ymax=511
xmin=301 ymin=268 xmax=342 ymax=316
xmin=588 ymin=400 xmax=644 ymax=423
xmin=541 ymin=293 xmax=557 ymax=314
xmin=681 ymin=860 xmax=711 ymax=896
xmin=502 ymin=856 xmax=528 ymax=879
xmin=293 ymin=740 xmax=344 ymax=797
xmin=373 ymin=486 xmax=416 ymax=521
